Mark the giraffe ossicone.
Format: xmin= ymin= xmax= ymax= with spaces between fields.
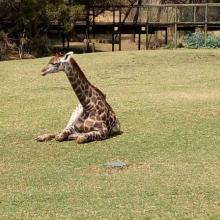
xmin=36 ymin=52 xmax=121 ymax=144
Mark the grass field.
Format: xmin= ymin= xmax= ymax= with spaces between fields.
xmin=0 ymin=49 xmax=220 ymax=219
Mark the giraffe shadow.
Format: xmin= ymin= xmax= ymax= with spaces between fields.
xmin=111 ymin=130 xmax=124 ymax=137
xmin=62 ymin=130 xmax=123 ymax=144
xmin=100 ymin=130 xmax=124 ymax=143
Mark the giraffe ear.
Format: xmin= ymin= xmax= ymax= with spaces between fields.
xmin=63 ymin=51 xmax=74 ymax=60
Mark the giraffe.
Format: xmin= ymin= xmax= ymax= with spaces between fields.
xmin=35 ymin=52 xmax=121 ymax=144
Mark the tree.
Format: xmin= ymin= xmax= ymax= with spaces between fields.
xmin=0 ymin=0 xmax=50 ymax=57
xmin=0 ymin=0 xmax=131 ymax=57
xmin=0 ymin=0 xmax=87 ymax=57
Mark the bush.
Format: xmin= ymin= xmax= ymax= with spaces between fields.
xmin=0 ymin=31 xmax=17 ymax=60
xmin=30 ymin=35 xmax=51 ymax=58
xmin=183 ymin=32 xmax=220 ymax=49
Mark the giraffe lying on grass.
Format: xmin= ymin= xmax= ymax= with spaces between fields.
xmin=36 ymin=52 xmax=121 ymax=144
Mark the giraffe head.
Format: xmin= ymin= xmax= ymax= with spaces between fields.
xmin=41 ymin=52 xmax=74 ymax=76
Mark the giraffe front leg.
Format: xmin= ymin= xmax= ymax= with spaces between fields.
xmin=55 ymin=104 xmax=83 ymax=142
xmin=35 ymin=133 xmax=58 ymax=142
xmin=76 ymin=128 xmax=109 ymax=144
xmin=55 ymin=130 xmax=71 ymax=142
xmin=67 ymin=133 xmax=80 ymax=141
xmin=36 ymin=131 xmax=70 ymax=142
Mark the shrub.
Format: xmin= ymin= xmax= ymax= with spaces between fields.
xmin=30 ymin=35 xmax=51 ymax=58
xmin=183 ymin=32 xmax=220 ymax=49
xmin=0 ymin=31 xmax=17 ymax=60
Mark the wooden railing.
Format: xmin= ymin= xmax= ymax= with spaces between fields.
xmin=88 ymin=3 xmax=220 ymax=24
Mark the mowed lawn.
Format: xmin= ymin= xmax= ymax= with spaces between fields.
xmin=0 ymin=50 xmax=220 ymax=219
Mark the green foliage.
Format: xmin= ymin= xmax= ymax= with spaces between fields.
xmin=206 ymin=34 xmax=220 ymax=48
xmin=0 ymin=0 xmax=132 ymax=57
xmin=0 ymin=31 xmax=17 ymax=60
xmin=183 ymin=32 xmax=220 ymax=49
xmin=0 ymin=0 xmax=85 ymax=57
xmin=30 ymin=36 xmax=51 ymax=58
xmin=47 ymin=3 xmax=85 ymax=33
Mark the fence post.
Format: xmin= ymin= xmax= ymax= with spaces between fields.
xmin=193 ymin=6 xmax=196 ymax=23
xmin=165 ymin=28 xmax=168 ymax=45
xmin=205 ymin=3 xmax=208 ymax=47
xmin=138 ymin=33 xmax=141 ymax=50
xmin=174 ymin=5 xmax=177 ymax=48
xmin=112 ymin=7 xmax=115 ymax=51
xmin=146 ymin=23 xmax=149 ymax=50
xmin=119 ymin=6 xmax=122 ymax=51
xmin=92 ymin=6 xmax=95 ymax=39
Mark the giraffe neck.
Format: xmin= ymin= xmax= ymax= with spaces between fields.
xmin=64 ymin=58 xmax=97 ymax=108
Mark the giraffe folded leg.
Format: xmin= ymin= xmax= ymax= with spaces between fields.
xmin=35 ymin=133 xmax=58 ymax=142
xmin=55 ymin=103 xmax=83 ymax=142
xmin=55 ymin=130 xmax=71 ymax=142
xmin=67 ymin=133 xmax=80 ymax=141
xmin=75 ymin=129 xmax=109 ymax=144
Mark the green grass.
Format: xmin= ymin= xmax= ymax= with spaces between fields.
xmin=0 ymin=49 xmax=220 ymax=219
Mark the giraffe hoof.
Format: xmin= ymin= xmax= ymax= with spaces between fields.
xmin=35 ymin=134 xmax=51 ymax=142
xmin=76 ymin=135 xmax=87 ymax=144
xmin=55 ymin=133 xmax=68 ymax=142
xmin=68 ymin=133 xmax=78 ymax=140
xmin=35 ymin=136 xmax=45 ymax=142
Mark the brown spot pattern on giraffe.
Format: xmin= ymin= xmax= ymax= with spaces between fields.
xmin=67 ymin=57 xmax=120 ymax=142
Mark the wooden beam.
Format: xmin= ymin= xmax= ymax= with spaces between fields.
xmin=112 ymin=8 xmax=115 ymax=51
xmin=92 ymin=6 xmax=95 ymax=39
xmin=119 ymin=7 xmax=122 ymax=51
xmin=138 ymin=33 xmax=141 ymax=50
xmin=193 ymin=6 xmax=196 ymax=23
xmin=146 ymin=23 xmax=149 ymax=50
xmin=174 ymin=6 xmax=177 ymax=49
xmin=90 ymin=3 xmax=220 ymax=9
xmin=205 ymin=3 xmax=208 ymax=47
xmin=165 ymin=28 xmax=168 ymax=45
xmin=112 ymin=33 xmax=115 ymax=52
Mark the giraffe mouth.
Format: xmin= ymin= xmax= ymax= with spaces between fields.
xmin=41 ymin=63 xmax=60 ymax=76
xmin=41 ymin=67 xmax=54 ymax=76
xmin=41 ymin=67 xmax=49 ymax=76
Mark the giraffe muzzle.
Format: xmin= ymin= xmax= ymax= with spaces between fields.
xmin=41 ymin=67 xmax=48 ymax=76
xmin=41 ymin=72 xmax=47 ymax=76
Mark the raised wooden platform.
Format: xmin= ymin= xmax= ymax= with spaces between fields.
xmin=49 ymin=3 xmax=220 ymax=51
